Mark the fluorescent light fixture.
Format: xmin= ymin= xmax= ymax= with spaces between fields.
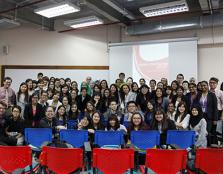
xmin=64 ymin=16 xmax=103 ymax=29
xmin=139 ymin=0 xmax=189 ymax=17
xmin=162 ymin=23 xmax=197 ymax=30
xmin=34 ymin=2 xmax=80 ymax=18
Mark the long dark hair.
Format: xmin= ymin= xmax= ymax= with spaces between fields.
xmin=107 ymin=115 xmax=120 ymax=131
xmin=17 ymin=82 xmax=29 ymax=103
xmin=56 ymin=105 xmax=67 ymax=125
xmin=151 ymin=109 xmax=168 ymax=132
xmin=175 ymin=101 xmax=188 ymax=122
xmin=128 ymin=112 xmax=147 ymax=131
xmin=119 ymin=84 xmax=130 ymax=102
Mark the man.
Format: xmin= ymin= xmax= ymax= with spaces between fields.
xmin=0 ymin=101 xmax=16 ymax=145
xmin=38 ymin=90 xmax=49 ymax=112
xmin=119 ymin=72 xmax=125 ymax=83
xmin=186 ymin=83 xmax=199 ymax=110
xmin=0 ymin=77 xmax=16 ymax=116
xmin=139 ymin=78 xmax=146 ymax=87
xmin=176 ymin=73 xmax=184 ymax=86
xmin=37 ymin=72 xmax=43 ymax=81
xmin=209 ymin=77 xmax=223 ymax=120
xmin=103 ymin=100 xmax=123 ymax=122
xmin=35 ymin=79 xmax=44 ymax=97
xmin=76 ymin=87 xmax=91 ymax=112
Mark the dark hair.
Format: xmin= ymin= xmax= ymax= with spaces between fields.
xmin=0 ymin=101 xmax=7 ymax=108
xmin=221 ymin=82 xmax=223 ymax=91
xmin=119 ymin=84 xmax=130 ymax=102
xmin=107 ymin=115 xmax=120 ymax=131
xmin=129 ymin=112 xmax=147 ymax=131
xmin=171 ymin=80 xmax=179 ymax=89
xmin=177 ymin=73 xmax=184 ymax=78
xmin=127 ymin=101 xmax=137 ymax=107
xmin=25 ymin=78 xmax=32 ymax=83
xmin=189 ymin=83 xmax=196 ymax=87
xmin=201 ymin=81 xmax=208 ymax=86
xmin=12 ymin=105 xmax=22 ymax=113
xmin=100 ymin=80 xmax=108 ymax=89
xmin=37 ymin=72 xmax=43 ymax=77
xmin=175 ymin=101 xmax=188 ymax=122
xmin=65 ymin=78 xmax=71 ymax=82
xmin=119 ymin=72 xmax=125 ymax=77
xmin=182 ymin=80 xmax=189 ymax=85
xmin=151 ymin=109 xmax=169 ymax=132
xmin=29 ymin=92 xmax=39 ymax=102
xmin=17 ymin=82 xmax=29 ymax=103
xmin=150 ymin=79 xmax=156 ymax=85
xmin=209 ymin=77 xmax=219 ymax=83
xmin=4 ymin=77 xmax=12 ymax=82
xmin=131 ymin=82 xmax=139 ymax=93
xmin=139 ymin=78 xmax=145 ymax=83
xmin=126 ymin=77 xmax=133 ymax=82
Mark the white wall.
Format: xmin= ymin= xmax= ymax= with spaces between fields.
xmin=1 ymin=23 xmax=223 ymax=84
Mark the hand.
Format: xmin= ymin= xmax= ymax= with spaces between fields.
xmin=88 ymin=129 xmax=95 ymax=134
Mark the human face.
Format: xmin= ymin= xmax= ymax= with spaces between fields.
xmin=0 ymin=104 xmax=6 ymax=116
xmin=139 ymin=79 xmax=145 ymax=86
xmin=46 ymin=107 xmax=54 ymax=120
xmin=150 ymin=81 xmax=156 ymax=90
xmin=209 ymin=80 xmax=217 ymax=90
xmin=62 ymin=97 xmax=68 ymax=106
xmin=166 ymin=89 xmax=172 ymax=95
xmin=168 ymin=103 xmax=175 ymax=112
xmin=81 ymin=89 xmax=87 ymax=97
xmin=58 ymin=106 xmax=65 ymax=116
xmin=94 ymin=95 xmax=100 ymax=101
xmin=27 ymin=81 xmax=33 ymax=89
xmin=123 ymin=85 xmax=129 ymax=94
xmin=71 ymin=90 xmax=77 ymax=98
xmin=182 ymin=82 xmax=189 ymax=91
xmin=127 ymin=78 xmax=133 ymax=85
xmin=161 ymin=78 xmax=167 ymax=85
xmin=3 ymin=79 xmax=12 ymax=89
xmin=12 ymin=108 xmax=20 ymax=120
xmin=65 ymin=80 xmax=71 ymax=87
xmin=53 ymin=93 xmax=59 ymax=101
xmin=171 ymin=82 xmax=178 ymax=90
xmin=177 ymin=75 xmax=184 ymax=84
xmin=201 ymin=82 xmax=209 ymax=93
xmin=110 ymin=85 xmax=117 ymax=93
xmin=132 ymin=84 xmax=138 ymax=92
xmin=93 ymin=113 xmax=100 ymax=124
xmin=81 ymin=117 xmax=89 ymax=127
xmin=104 ymin=90 xmax=110 ymax=97
xmin=191 ymin=108 xmax=198 ymax=116
xmin=38 ymin=82 xmax=44 ymax=90
xmin=32 ymin=95 xmax=38 ymax=104
xmin=157 ymin=82 xmax=163 ymax=89
xmin=71 ymin=104 xmax=77 ymax=112
xmin=132 ymin=114 xmax=142 ymax=126
xmin=48 ymin=82 xmax=54 ymax=90
xmin=86 ymin=77 xmax=92 ymax=84
xmin=109 ymin=119 xmax=116 ymax=127
xmin=20 ymin=84 xmax=27 ymax=93
xmin=71 ymin=82 xmax=78 ymax=89
xmin=141 ymin=87 xmax=148 ymax=95
xmin=41 ymin=92 xmax=48 ymax=102
xmin=55 ymin=80 xmax=60 ymax=87
xmin=127 ymin=103 xmax=137 ymax=113
xmin=155 ymin=113 xmax=163 ymax=122
xmin=177 ymin=88 xmax=183 ymax=96
xmin=189 ymin=84 xmax=196 ymax=93
xmin=62 ymin=86 xmax=68 ymax=94
xmin=60 ymin=79 xmax=65 ymax=86
xmin=178 ymin=104 xmax=186 ymax=114
xmin=87 ymin=102 xmax=94 ymax=111
xmin=94 ymin=86 xmax=100 ymax=93
xmin=156 ymin=89 xmax=162 ymax=98
xmin=110 ymin=101 xmax=117 ymax=111
xmin=147 ymin=102 xmax=153 ymax=110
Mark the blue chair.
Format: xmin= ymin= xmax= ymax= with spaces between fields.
xmin=166 ymin=130 xmax=196 ymax=149
xmin=60 ymin=130 xmax=88 ymax=147
xmin=67 ymin=120 xmax=78 ymax=129
xmin=94 ymin=131 xmax=124 ymax=147
xmin=25 ymin=128 xmax=52 ymax=148
xmin=130 ymin=131 xmax=160 ymax=150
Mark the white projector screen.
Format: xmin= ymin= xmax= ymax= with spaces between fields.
xmin=109 ymin=38 xmax=197 ymax=84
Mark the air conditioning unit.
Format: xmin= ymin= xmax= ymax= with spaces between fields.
xmin=0 ymin=18 xmax=20 ymax=29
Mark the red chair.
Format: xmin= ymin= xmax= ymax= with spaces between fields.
xmin=195 ymin=148 xmax=223 ymax=174
xmin=0 ymin=146 xmax=32 ymax=173
xmin=93 ymin=148 xmax=134 ymax=174
xmin=145 ymin=149 xmax=188 ymax=174
xmin=40 ymin=146 xmax=83 ymax=174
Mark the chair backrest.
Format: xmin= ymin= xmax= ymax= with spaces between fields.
xmin=41 ymin=146 xmax=83 ymax=174
xmin=60 ymin=130 xmax=88 ymax=147
xmin=145 ymin=149 xmax=187 ymax=174
xmin=67 ymin=120 xmax=78 ymax=129
xmin=93 ymin=148 xmax=134 ymax=174
xmin=195 ymin=148 xmax=223 ymax=174
xmin=166 ymin=130 xmax=195 ymax=149
xmin=0 ymin=146 xmax=32 ymax=173
xmin=130 ymin=131 xmax=160 ymax=150
xmin=25 ymin=128 xmax=52 ymax=148
xmin=94 ymin=131 xmax=124 ymax=147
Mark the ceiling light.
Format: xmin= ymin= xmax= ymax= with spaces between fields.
xmin=34 ymin=2 xmax=80 ymax=18
xmin=64 ymin=16 xmax=103 ymax=29
xmin=139 ymin=0 xmax=189 ymax=17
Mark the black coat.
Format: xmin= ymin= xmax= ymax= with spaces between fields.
xmin=76 ymin=94 xmax=92 ymax=112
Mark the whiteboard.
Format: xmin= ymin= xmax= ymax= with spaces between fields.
xmin=5 ymin=68 xmax=109 ymax=92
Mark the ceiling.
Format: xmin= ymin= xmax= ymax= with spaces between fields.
xmin=0 ymin=0 xmax=222 ymax=33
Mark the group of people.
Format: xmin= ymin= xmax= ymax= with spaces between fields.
xmin=0 ymin=72 xmax=223 ymax=148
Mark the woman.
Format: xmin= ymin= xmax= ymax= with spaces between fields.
xmin=128 ymin=112 xmax=148 ymax=133
xmin=171 ymin=80 xmax=179 ymax=96
xmin=61 ymin=96 xmax=71 ymax=115
xmin=109 ymin=84 xmax=119 ymax=104
xmin=48 ymin=81 xmax=55 ymax=91
xmin=144 ymin=101 xmax=155 ymax=126
xmin=136 ymin=84 xmax=151 ymax=113
xmin=71 ymin=81 xmax=78 ymax=92
xmin=68 ymin=103 xmax=80 ymax=121
xmin=172 ymin=86 xmax=188 ymax=108
xmin=100 ymin=80 xmax=108 ymax=96
xmin=70 ymin=89 xmax=78 ymax=104
xmin=106 ymin=114 xmax=127 ymax=134
xmin=119 ymin=84 xmax=137 ymax=113
xmin=79 ymin=101 xmax=96 ymax=121
xmin=16 ymin=82 xmax=29 ymax=118
xmin=87 ymin=111 xmax=105 ymax=143
xmin=131 ymin=82 xmax=139 ymax=94
xmin=166 ymin=86 xmax=173 ymax=103
xmin=56 ymin=105 xmax=67 ymax=128
xmin=24 ymin=93 xmax=43 ymax=128
xmin=5 ymin=105 xmax=25 ymax=145
xmin=166 ymin=102 xmax=176 ymax=121
xmin=126 ymin=77 xmax=133 ymax=90
xmin=189 ymin=106 xmax=207 ymax=148
xmin=77 ymin=116 xmax=90 ymax=130
xmin=153 ymin=87 xmax=169 ymax=112
xmin=174 ymin=102 xmax=190 ymax=130
xmin=60 ymin=85 xmax=71 ymax=103
xmin=150 ymin=109 xmax=176 ymax=144
xmin=25 ymin=79 xmax=34 ymax=97
xmin=92 ymin=92 xmax=106 ymax=114
xmin=102 ymin=88 xmax=111 ymax=111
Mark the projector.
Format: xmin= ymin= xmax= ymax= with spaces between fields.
xmin=0 ymin=18 xmax=21 ymax=29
